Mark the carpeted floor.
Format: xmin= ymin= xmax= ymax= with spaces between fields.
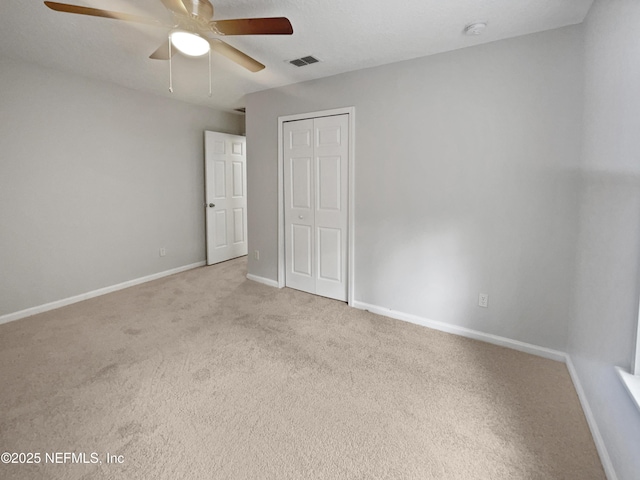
xmin=0 ymin=257 xmax=605 ymax=479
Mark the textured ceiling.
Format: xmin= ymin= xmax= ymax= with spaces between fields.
xmin=0 ymin=0 xmax=594 ymax=112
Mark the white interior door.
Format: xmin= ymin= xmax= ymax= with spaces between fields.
xmin=284 ymin=114 xmax=349 ymax=301
xmin=284 ymin=118 xmax=316 ymax=294
xmin=205 ymin=131 xmax=247 ymax=265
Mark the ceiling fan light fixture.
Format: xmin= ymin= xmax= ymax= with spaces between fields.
xmin=170 ymin=30 xmax=210 ymax=56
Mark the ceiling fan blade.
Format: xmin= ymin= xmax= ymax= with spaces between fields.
xmin=208 ymin=39 xmax=265 ymax=72
xmin=159 ymin=0 xmax=188 ymax=16
xmin=149 ymin=39 xmax=175 ymax=60
xmin=44 ymin=1 xmax=166 ymax=27
xmin=211 ymin=17 xmax=293 ymax=36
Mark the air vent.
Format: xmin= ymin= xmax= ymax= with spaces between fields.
xmin=289 ymin=55 xmax=320 ymax=67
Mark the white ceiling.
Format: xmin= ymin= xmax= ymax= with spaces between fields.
xmin=0 ymin=0 xmax=594 ymax=112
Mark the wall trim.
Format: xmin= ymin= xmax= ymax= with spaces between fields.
xmin=246 ymin=274 xmax=280 ymax=288
xmin=0 ymin=261 xmax=206 ymax=326
xmin=352 ymin=300 xmax=567 ymax=362
xmin=566 ymin=357 xmax=619 ymax=480
xmin=616 ymin=366 xmax=640 ymax=413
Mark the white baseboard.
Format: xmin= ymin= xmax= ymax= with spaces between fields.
xmin=246 ymin=274 xmax=280 ymax=288
xmin=0 ymin=261 xmax=206 ymax=326
xmin=351 ymin=300 xmax=567 ymax=362
xmin=565 ymin=357 xmax=618 ymax=480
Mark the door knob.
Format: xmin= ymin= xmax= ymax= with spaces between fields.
xmin=298 ymin=215 xmax=303 ymax=219
xmin=209 ymin=203 xmax=215 ymax=208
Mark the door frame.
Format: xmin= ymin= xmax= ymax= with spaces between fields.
xmin=277 ymin=107 xmax=355 ymax=306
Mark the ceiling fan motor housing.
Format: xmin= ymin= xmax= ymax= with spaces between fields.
xmin=182 ymin=0 xmax=214 ymax=21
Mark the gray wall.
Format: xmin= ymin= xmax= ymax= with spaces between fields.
xmin=0 ymin=58 xmax=243 ymax=317
xmin=568 ymin=1 xmax=640 ymax=479
xmin=246 ymin=26 xmax=584 ymax=351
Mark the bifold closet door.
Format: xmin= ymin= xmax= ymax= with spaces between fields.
xmin=283 ymin=114 xmax=349 ymax=301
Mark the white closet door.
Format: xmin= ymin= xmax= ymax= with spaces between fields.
xmin=204 ymin=131 xmax=247 ymax=265
xmin=284 ymin=119 xmax=316 ymax=294
xmin=283 ymin=114 xmax=349 ymax=301
xmin=314 ymin=115 xmax=349 ymax=301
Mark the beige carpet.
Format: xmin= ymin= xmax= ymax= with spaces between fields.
xmin=0 ymin=257 xmax=604 ymax=479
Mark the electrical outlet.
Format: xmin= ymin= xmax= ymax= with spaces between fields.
xmin=159 ymin=247 xmax=166 ymax=257
xmin=254 ymin=250 xmax=260 ymax=260
xmin=478 ymin=293 xmax=488 ymax=308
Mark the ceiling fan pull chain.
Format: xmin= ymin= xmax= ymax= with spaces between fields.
xmin=208 ymin=48 xmax=213 ymax=97
xmin=168 ymin=34 xmax=174 ymax=93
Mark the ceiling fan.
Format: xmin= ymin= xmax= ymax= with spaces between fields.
xmin=43 ymin=0 xmax=294 ymax=72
